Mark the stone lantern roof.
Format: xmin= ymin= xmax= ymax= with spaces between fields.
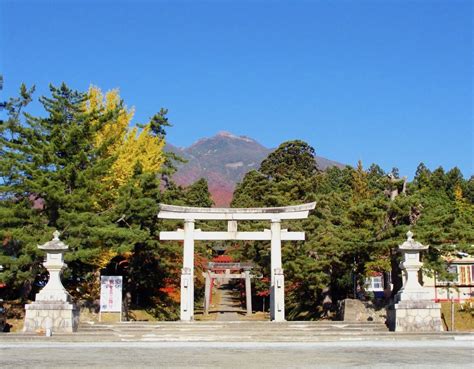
xmin=38 ymin=231 xmax=68 ymax=251
xmin=399 ymin=231 xmax=428 ymax=251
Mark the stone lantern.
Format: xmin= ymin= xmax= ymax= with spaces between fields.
xmin=387 ymin=231 xmax=442 ymax=332
xmin=24 ymin=231 xmax=79 ymax=333
xmin=395 ymin=231 xmax=430 ymax=302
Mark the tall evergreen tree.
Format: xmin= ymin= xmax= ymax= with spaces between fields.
xmin=260 ymin=140 xmax=318 ymax=181
xmin=414 ymin=162 xmax=431 ymax=189
xmin=184 ymin=178 xmax=213 ymax=207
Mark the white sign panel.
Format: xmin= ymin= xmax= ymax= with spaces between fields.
xmin=100 ymin=276 xmax=122 ymax=312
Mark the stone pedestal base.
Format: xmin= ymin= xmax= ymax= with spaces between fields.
xmin=387 ymin=301 xmax=442 ymax=332
xmin=180 ymin=269 xmax=193 ymax=321
xmin=271 ymin=271 xmax=285 ymax=322
xmin=23 ymin=302 xmax=79 ymax=333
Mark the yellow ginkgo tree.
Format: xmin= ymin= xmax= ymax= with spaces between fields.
xmin=76 ymin=86 xmax=166 ymax=288
xmin=86 ymin=86 xmax=165 ymax=204
xmin=112 ymin=124 xmax=165 ymax=187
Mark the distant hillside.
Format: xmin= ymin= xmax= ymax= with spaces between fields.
xmin=166 ymin=132 xmax=344 ymax=206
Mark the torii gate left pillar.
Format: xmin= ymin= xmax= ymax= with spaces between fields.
xmin=158 ymin=202 xmax=316 ymax=322
xmin=181 ymin=220 xmax=195 ymax=321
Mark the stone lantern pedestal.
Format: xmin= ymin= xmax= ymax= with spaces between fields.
xmin=387 ymin=231 xmax=442 ymax=332
xmin=23 ymin=231 xmax=79 ymax=333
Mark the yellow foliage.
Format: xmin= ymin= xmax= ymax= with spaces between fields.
xmin=122 ymin=251 xmax=133 ymax=259
xmin=453 ymin=184 xmax=472 ymax=214
xmin=111 ymin=125 xmax=165 ymax=187
xmin=352 ymin=160 xmax=370 ymax=201
xmin=90 ymin=248 xmax=118 ymax=270
xmin=86 ymin=86 xmax=165 ymax=196
xmin=364 ymin=258 xmax=391 ymax=276
xmin=86 ymin=86 xmax=133 ymax=156
xmin=454 ymin=185 xmax=463 ymax=202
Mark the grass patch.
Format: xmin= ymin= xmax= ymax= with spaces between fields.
xmin=440 ymin=301 xmax=474 ymax=331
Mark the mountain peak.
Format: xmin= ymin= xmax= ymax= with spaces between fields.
xmin=215 ymin=131 xmax=255 ymax=143
xmin=165 ymin=133 xmax=344 ymax=206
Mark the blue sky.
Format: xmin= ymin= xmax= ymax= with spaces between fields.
xmin=1 ymin=0 xmax=472 ymax=178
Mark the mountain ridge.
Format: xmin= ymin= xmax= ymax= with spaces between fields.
xmin=165 ymin=132 xmax=344 ymax=206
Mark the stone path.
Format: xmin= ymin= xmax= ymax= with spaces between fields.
xmin=215 ymin=283 xmax=245 ymax=321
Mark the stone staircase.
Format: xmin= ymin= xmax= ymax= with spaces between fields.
xmin=83 ymin=320 xmax=392 ymax=342
xmin=78 ymin=320 xmax=389 ymax=342
xmin=2 ymin=320 xmax=473 ymax=342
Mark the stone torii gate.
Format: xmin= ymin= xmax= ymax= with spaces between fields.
xmin=158 ymin=202 xmax=316 ymax=322
xmin=203 ymin=262 xmax=255 ymax=316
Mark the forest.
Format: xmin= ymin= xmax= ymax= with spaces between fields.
xmin=1 ymin=83 xmax=473 ymax=320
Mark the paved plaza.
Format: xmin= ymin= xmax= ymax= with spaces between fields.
xmin=1 ymin=340 xmax=473 ymax=369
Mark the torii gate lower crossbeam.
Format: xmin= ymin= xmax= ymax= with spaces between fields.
xmin=158 ymin=202 xmax=316 ymax=322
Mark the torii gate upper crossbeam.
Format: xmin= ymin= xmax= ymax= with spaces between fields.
xmin=158 ymin=202 xmax=315 ymax=220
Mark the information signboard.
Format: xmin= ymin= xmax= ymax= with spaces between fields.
xmin=100 ymin=276 xmax=123 ymax=313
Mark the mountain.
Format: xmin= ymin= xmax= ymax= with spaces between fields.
xmin=165 ymin=132 xmax=344 ymax=206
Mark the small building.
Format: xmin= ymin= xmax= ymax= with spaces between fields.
xmin=363 ymin=252 xmax=474 ymax=304
xmin=364 ymin=272 xmax=392 ymax=300
xmin=423 ymin=253 xmax=474 ymax=303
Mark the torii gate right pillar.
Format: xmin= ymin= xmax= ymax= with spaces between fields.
xmin=270 ymin=219 xmax=285 ymax=322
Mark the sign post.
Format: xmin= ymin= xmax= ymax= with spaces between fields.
xmin=99 ymin=276 xmax=123 ymax=322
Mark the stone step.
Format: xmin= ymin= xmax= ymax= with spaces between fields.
xmin=4 ymin=318 xmax=474 ymax=343
xmin=1 ymin=331 xmax=471 ymax=343
xmin=76 ymin=329 xmax=390 ymax=335
xmin=78 ymin=321 xmax=387 ymax=326
xmin=75 ymin=321 xmax=391 ymax=340
xmin=77 ymin=327 xmax=390 ymax=334
xmin=78 ymin=326 xmax=389 ymax=331
xmin=77 ymin=324 xmax=389 ymax=333
xmin=78 ymin=321 xmax=388 ymax=327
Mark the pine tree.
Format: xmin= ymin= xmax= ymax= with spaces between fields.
xmin=259 ymin=140 xmax=318 ymax=181
xmin=366 ymin=163 xmax=385 ymax=191
xmin=414 ymin=162 xmax=431 ymax=189
xmin=184 ymin=178 xmax=213 ymax=207
xmin=351 ymin=161 xmax=370 ymax=201
xmin=232 ymin=170 xmax=273 ymax=208
xmin=430 ymin=166 xmax=447 ymax=191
